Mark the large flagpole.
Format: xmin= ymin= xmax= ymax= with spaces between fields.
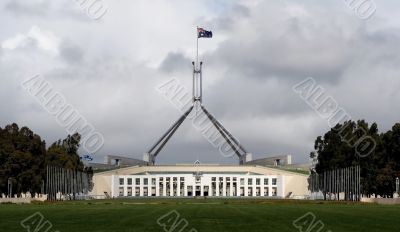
xmin=195 ymin=26 xmax=199 ymax=115
xmin=196 ymin=26 xmax=199 ymax=68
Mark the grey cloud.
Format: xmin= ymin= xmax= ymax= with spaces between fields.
xmin=3 ymin=0 xmax=93 ymax=22
xmin=200 ymin=4 xmax=250 ymax=31
xmin=4 ymin=1 xmax=49 ymax=16
xmin=203 ymin=7 xmax=400 ymax=88
xmin=59 ymin=41 xmax=84 ymax=64
xmin=2 ymin=1 xmax=400 ymax=165
xmin=159 ymin=52 xmax=192 ymax=73
xmin=207 ymin=25 xmax=356 ymax=84
xmin=203 ymin=76 xmax=310 ymax=119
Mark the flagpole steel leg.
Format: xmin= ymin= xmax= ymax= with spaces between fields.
xmin=200 ymin=105 xmax=243 ymax=160
xmin=201 ymin=106 xmax=248 ymax=154
xmin=147 ymin=106 xmax=194 ymax=154
xmin=146 ymin=105 xmax=194 ymax=164
xmin=153 ymin=106 xmax=194 ymax=156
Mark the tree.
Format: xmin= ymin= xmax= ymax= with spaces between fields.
xmin=45 ymin=133 xmax=83 ymax=171
xmin=0 ymin=123 xmax=87 ymax=196
xmin=0 ymin=123 xmax=46 ymax=196
xmin=311 ymin=120 xmax=400 ymax=198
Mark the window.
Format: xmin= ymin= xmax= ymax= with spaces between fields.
xmin=240 ymin=178 xmax=245 ymax=185
xmin=135 ymin=178 xmax=140 ymax=185
xmin=256 ymin=178 xmax=260 ymax=185
xmin=264 ymin=178 xmax=269 ymax=185
xmin=248 ymin=178 xmax=253 ymax=185
xmin=233 ymin=182 xmax=237 ymax=196
xmin=187 ymin=186 xmax=193 ymax=196
xmin=264 ymin=187 xmax=269 ymax=196
xmin=119 ymin=178 xmax=124 ymax=185
xmin=152 ymin=178 xmax=156 ymax=186
xmin=144 ymin=178 xmax=148 ymax=185
xmin=248 ymin=187 xmax=253 ymax=196
xmin=212 ymin=181 xmax=216 ymax=196
xmin=272 ymin=178 xmax=277 ymax=185
xmin=272 ymin=187 xmax=277 ymax=196
xmin=127 ymin=187 xmax=132 ymax=196
xmin=127 ymin=178 xmax=132 ymax=185
xmin=256 ymin=187 xmax=261 ymax=196
xmin=118 ymin=187 xmax=124 ymax=196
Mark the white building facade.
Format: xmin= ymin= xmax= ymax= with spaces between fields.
xmin=112 ymin=174 xmax=284 ymax=197
xmin=92 ymin=165 xmax=309 ymax=198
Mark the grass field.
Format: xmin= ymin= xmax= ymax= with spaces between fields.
xmin=0 ymin=198 xmax=399 ymax=232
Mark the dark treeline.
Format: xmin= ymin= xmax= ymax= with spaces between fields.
xmin=0 ymin=123 xmax=92 ymax=196
xmin=311 ymin=120 xmax=400 ymax=198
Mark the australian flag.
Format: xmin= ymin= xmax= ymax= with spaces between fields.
xmin=81 ymin=155 xmax=93 ymax=161
xmin=198 ymin=28 xmax=212 ymax=38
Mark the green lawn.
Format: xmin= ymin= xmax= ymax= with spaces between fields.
xmin=0 ymin=199 xmax=399 ymax=232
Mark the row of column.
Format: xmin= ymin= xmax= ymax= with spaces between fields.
xmin=114 ymin=176 xmax=280 ymax=197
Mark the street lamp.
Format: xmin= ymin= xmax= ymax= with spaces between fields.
xmin=396 ymin=177 xmax=399 ymax=197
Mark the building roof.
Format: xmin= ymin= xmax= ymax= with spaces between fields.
xmin=94 ymin=164 xmax=309 ymax=177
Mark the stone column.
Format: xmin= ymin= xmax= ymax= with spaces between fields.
xmin=236 ymin=177 xmax=240 ymax=197
xmin=252 ymin=178 xmax=256 ymax=197
xmin=209 ymin=177 xmax=213 ymax=197
xmin=184 ymin=178 xmax=188 ymax=197
xmin=140 ymin=178 xmax=144 ymax=197
xmin=216 ymin=178 xmax=220 ymax=197
xmin=156 ymin=177 xmax=160 ymax=197
xmin=222 ymin=178 xmax=227 ymax=197
xmin=177 ymin=178 xmax=181 ymax=197
xmin=229 ymin=178 xmax=233 ymax=196
xmin=261 ymin=178 xmax=265 ymax=197
xmin=244 ymin=177 xmax=248 ymax=197
xmin=170 ymin=178 xmax=173 ymax=197
xmin=163 ymin=178 xmax=167 ymax=197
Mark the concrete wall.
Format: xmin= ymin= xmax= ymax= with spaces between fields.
xmin=91 ymin=174 xmax=112 ymax=197
xmin=284 ymin=175 xmax=309 ymax=197
xmin=245 ymin=155 xmax=292 ymax=166
xmin=361 ymin=198 xmax=400 ymax=205
xmin=0 ymin=198 xmax=31 ymax=204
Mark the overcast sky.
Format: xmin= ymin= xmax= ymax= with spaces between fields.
xmin=1 ymin=0 xmax=400 ymax=165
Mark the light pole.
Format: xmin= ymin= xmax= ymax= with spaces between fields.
xmin=7 ymin=178 xmax=12 ymax=198
xmin=396 ymin=177 xmax=399 ymax=197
